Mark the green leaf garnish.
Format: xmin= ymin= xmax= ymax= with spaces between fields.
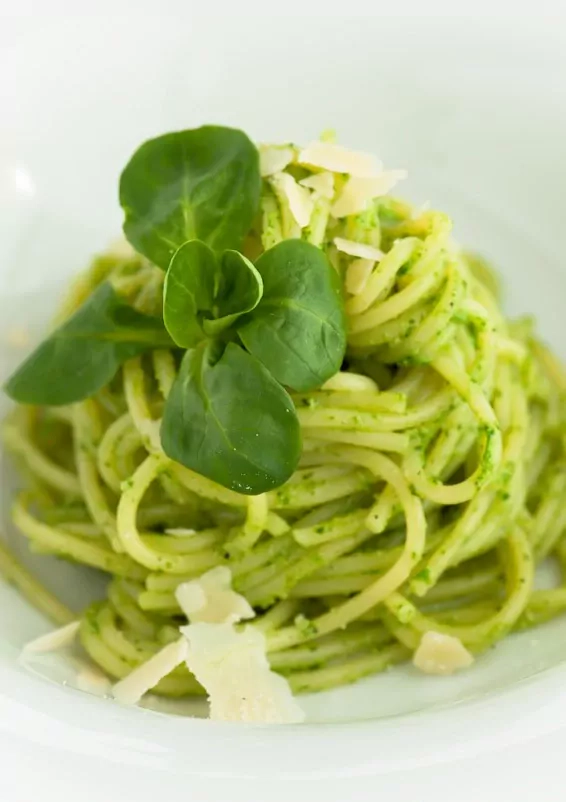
xmin=160 ymin=238 xmax=344 ymax=491
xmin=163 ymin=242 xmax=263 ymax=346
xmin=163 ymin=240 xmax=218 ymax=348
xmin=7 ymin=124 xmax=349 ymax=496
xmin=119 ymin=125 xmax=261 ymax=269
xmin=214 ymin=250 xmax=263 ymax=320
xmin=4 ymin=282 xmax=173 ymax=406
xmin=238 ymin=239 xmax=347 ymax=391
xmin=160 ymin=341 xmax=301 ymax=494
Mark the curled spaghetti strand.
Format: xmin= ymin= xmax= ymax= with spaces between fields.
xmin=3 ymin=169 xmax=566 ymax=700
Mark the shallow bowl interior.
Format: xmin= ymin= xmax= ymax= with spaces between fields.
xmin=1 ymin=12 xmax=566 ymax=778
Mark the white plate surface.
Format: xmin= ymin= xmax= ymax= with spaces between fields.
xmin=1 ymin=8 xmax=566 ymax=801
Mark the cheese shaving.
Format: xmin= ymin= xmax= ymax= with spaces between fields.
xmin=331 ymin=171 xmax=408 ymax=218
xmin=181 ymin=623 xmax=304 ymax=723
xmin=175 ymin=566 xmax=255 ymax=625
xmin=298 ymin=141 xmax=382 ymax=177
xmin=334 ymin=237 xmax=384 ymax=261
xmin=22 ymin=620 xmax=80 ymax=654
xmin=112 ymin=637 xmax=188 ymax=705
xmin=172 ymin=569 xmax=302 ymax=723
xmin=413 ymin=631 xmax=474 ymax=676
xmin=345 ymin=258 xmax=375 ymax=296
xmin=270 ymin=172 xmax=314 ymax=228
xmin=259 ymin=145 xmax=295 ymax=177
xmin=299 ymin=172 xmax=335 ymax=199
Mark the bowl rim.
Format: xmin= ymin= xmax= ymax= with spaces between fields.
xmin=2 ymin=9 xmax=566 ymax=786
xmin=2 ymin=645 xmax=566 ymax=780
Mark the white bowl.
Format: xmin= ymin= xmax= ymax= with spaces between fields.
xmin=1 ymin=11 xmax=566 ymax=801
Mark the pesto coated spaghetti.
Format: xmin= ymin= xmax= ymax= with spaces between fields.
xmin=2 ymin=129 xmax=566 ymax=701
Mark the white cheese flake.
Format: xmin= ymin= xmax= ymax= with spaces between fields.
xmin=112 ymin=637 xmax=188 ymax=705
xmin=181 ymin=622 xmax=304 ymax=723
xmin=270 ymin=172 xmax=314 ymax=228
xmin=298 ymin=141 xmax=382 ymax=177
xmin=333 ymin=237 xmax=384 ymax=262
xmin=299 ymin=171 xmax=335 ymax=199
xmin=331 ymin=170 xmax=408 ymax=218
xmin=175 ymin=566 xmax=255 ymax=625
xmin=22 ymin=620 xmax=80 ymax=654
xmin=345 ymin=258 xmax=375 ymax=295
xmin=259 ymin=144 xmax=295 ymax=177
xmin=111 ymin=569 xmax=302 ymax=721
xmin=413 ymin=631 xmax=474 ymax=676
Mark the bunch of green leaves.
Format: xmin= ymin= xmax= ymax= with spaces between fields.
xmin=5 ymin=125 xmax=346 ymax=493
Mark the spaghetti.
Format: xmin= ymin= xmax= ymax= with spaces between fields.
xmin=2 ymin=137 xmax=566 ymax=699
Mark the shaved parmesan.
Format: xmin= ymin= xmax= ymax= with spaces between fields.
xmin=181 ymin=623 xmax=304 ymax=723
xmin=345 ymin=258 xmax=375 ymax=295
xmin=334 ymin=237 xmax=384 ymax=261
xmin=259 ymin=145 xmax=295 ymax=177
xmin=112 ymin=637 xmax=188 ymax=705
xmin=22 ymin=620 xmax=80 ymax=654
xmin=299 ymin=171 xmax=335 ymax=199
xmin=111 ymin=568 xmax=301 ymax=721
xmin=270 ymin=172 xmax=314 ymax=228
xmin=175 ymin=566 xmax=255 ymax=625
xmin=298 ymin=142 xmax=382 ymax=177
xmin=413 ymin=631 xmax=473 ymax=676
xmin=331 ymin=170 xmax=408 ymax=218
